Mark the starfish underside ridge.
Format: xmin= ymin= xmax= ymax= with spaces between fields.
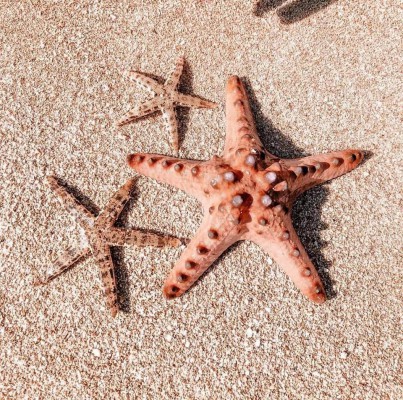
xmin=37 ymin=176 xmax=180 ymax=316
xmin=127 ymin=75 xmax=364 ymax=304
xmin=117 ymin=56 xmax=217 ymax=153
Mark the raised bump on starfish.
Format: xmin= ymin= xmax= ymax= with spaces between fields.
xmin=224 ymin=76 xmax=264 ymax=155
xmin=37 ymin=176 xmax=180 ymax=317
xmin=127 ymin=153 xmax=221 ymax=198
xmin=128 ymin=76 xmax=364 ymax=304
xmin=117 ymin=56 xmax=218 ymax=153
xmin=283 ymin=150 xmax=364 ymax=198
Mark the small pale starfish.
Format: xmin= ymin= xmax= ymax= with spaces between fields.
xmin=116 ymin=56 xmax=218 ymax=153
xmin=37 ymin=176 xmax=180 ymax=316
xmin=127 ymin=76 xmax=364 ymax=304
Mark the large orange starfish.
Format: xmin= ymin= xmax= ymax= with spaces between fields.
xmin=127 ymin=76 xmax=364 ymax=304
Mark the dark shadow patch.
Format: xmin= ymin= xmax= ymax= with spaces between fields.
xmin=242 ymin=77 xmax=309 ymax=159
xmin=253 ymin=0 xmax=338 ymax=24
xmin=53 ymin=177 xmax=100 ymax=216
xmin=292 ymin=186 xmax=336 ymax=299
xmin=110 ymin=246 xmax=131 ymax=313
xmin=110 ymin=181 xmax=139 ymax=314
xmin=176 ymin=58 xmax=193 ymax=152
xmin=277 ymin=0 xmax=338 ymax=24
xmin=113 ymin=181 xmax=186 ymax=312
xmin=361 ymin=150 xmax=374 ymax=166
xmin=254 ymin=0 xmax=288 ymax=17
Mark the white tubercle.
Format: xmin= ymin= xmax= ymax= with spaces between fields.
xmin=265 ymin=171 xmax=277 ymax=183
xmin=261 ymin=195 xmax=272 ymax=207
xmin=232 ymin=195 xmax=243 ymax=207
xmin=245 ymin=155 xmax=256 ymax=166
xmin=223 ymin=171 xmax=235 ymax=182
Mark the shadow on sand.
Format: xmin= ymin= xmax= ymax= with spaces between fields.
xmin=254 ymin=0 xmax=338 ymax=24
xmin=47 ymin=177 xmax=133 ymax=313
xmin=242 ymin=77 xmax=337 ymax=298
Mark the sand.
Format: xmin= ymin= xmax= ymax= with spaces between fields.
xmin=0 ymin=0 xmax=402 ymax=399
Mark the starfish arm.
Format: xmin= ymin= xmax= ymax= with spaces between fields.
xmin=164 ymin=56 xmax=184 ymax=91
xmin=47 ymin=176 xmax=96 ymax=228
xmin=173 ymin=92 xmax=217 ymax=109
xmin=34 ymin=246 xmax=91 ymax=285
xmin=105 ymin=227 xmax=181 ymax=248
xmin=91 ymin=242 xmax=119 ymax=317
xmin=161 ymin=103 xmax=179 ymax=154
xmin=223 ymin=76 xmax=264 ymax=155
xmin=128 ymin=70 xmax=165 ymax=96
xmin=96 ymin=178 xmax=135 ymax=227
xmin=284 ymin=149 xmax=364 ymax=197
xmin=245 ymin=214 xmax=326 ymax=304
xmin=127 ymin=153 xmax=218 ymax=199
xmin=162 ymin=209 xmax=242 ymax=299
xmin=116 ymin=98 xmax=162 ymax=127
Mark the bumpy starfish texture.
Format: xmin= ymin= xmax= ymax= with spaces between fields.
xmin=117 ymin=56 xmax=218 ymax=153
xmin=128 ymin=76 xmax=364 ymax=304
xmin=37 ymin=176 xmax=180 ymax=317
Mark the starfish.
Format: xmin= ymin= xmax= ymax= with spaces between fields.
xmin=116 ymin=56 xmax=218 ymax=153
xmin=36 ymin=176 xmax=180 ymax=316
xmin=127 ymin=76 xmax=364 ymax=304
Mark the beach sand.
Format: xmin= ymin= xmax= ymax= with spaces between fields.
xmin=0 ymin=1 xmax=402 ymax=398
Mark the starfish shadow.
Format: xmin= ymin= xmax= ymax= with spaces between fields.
xmin=243 ymin=77 xmax=336 ymax=299
xmin=176 ymin=59 xmax=193 ymax=151
xmin=112 ymin=182 xmax=139 ymax=314
xmin=114 ymin=179 xmax=189 ymax=312
xmin=254 ymin=0 xmax=288 ymax=17
xmin=254 ymin=0 xmax=338 ymax=24
xmin=56 ymin=177 xmax=100 ymax=216
xmin=177 ymin=59 xmax=218 ymax=151
xmin=360 ymin=150 xmax=374 ymax=166
xmin=54 ymin=178 xmax=134 ymax=313
xmin=110 ymin=246 xmax=131 ymax=313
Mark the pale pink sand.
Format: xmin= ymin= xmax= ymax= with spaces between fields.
xmin=0 ymin=1 xmax=401 ymax=399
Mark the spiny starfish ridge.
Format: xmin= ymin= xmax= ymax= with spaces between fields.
xmin=36 ymin=176 xmax=180 ymax=316
xmin=117 ymin=56 xmax=218 ymax=153
xmin=127 ymin=76 xmax=364 ymax=304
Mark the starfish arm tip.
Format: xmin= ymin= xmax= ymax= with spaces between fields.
xmin=226 ymin=75 xmax=242 ymax=89
xmin=33 ymin=278 xmax=45 ymax=287
xmin=314 ymin=295 xmax=327 ymax=304
xmin=163 ymin=284 xmax=180 ymax=300
xmin=126 ymin=153 xmax=137 ymax=167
